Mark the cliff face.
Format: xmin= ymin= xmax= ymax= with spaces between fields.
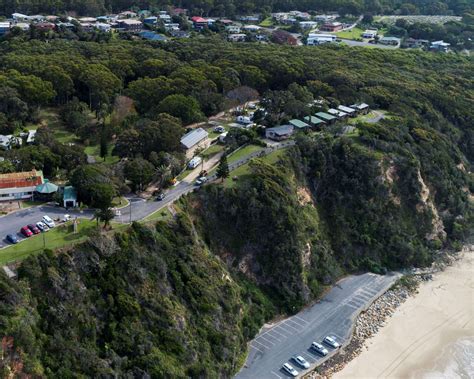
xmin=0 ymin=129 xmax=471 ymax=378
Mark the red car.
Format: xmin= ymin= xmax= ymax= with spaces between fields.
xmin=20 ymin=226 xmax=33 ymax=237
xmin=27 ymin=224 xmax=40 ymax=235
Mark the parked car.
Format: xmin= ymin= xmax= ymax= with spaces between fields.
xmin=213 ymin=125 xmax=225 ymax=133
xmin=282 ymin=363 xmax=299 ymax=377
xmin=42 ymin=215 xmax=55 ymax=228
xmin=27 ymin=224 xmax=40 ymax=235
xmin=195 ymin=176 xmax=208 ymax=186
xmin=311 ymin=342 xmax=328 ymax=356
xmin=323 ymin=336 xmax=340 ymax=349
xmin=20 ymin=226 xmax=33 ymax=237
xmin=156 ymin=193 xmax=165 ymax=201
xmin=36 ymin=221 xmax=49 ymax=232
xmin=292 ymin=355 xmax=310 ymax=369
xmin=6 ymin=234 xmax=18 ymax=244
xmin=62 ymin=214 xmax=71 ymax=222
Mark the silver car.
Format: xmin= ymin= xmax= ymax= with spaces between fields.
xmin=323 ymin=336 xmax=340 ymax=349
xmin=311 ymin=342 xmax=328 ymax=356
xmin=292 ymin=355 xmax=310 ymax=369
xmin=282 ymin=363 xmax=298 ymax=377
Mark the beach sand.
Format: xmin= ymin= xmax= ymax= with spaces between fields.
xmin=334 ymin=249 xmax=474 ymax=379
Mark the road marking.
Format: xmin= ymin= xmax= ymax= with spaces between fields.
xmin=345 ymin=303 xmax=360 ymax=310
xmin=270 ymin=370 xmax=282 ymax=378
xmin=249 ymin=343 xmax=264 ymax=353
xmin=301 ymin=352 xmax=317 ymax=363
xmin=265 ymin=331 xmax=283 ymax=342
xmin=257 ymin=334 xmax=276 ymax=346
xmin=332 ymin=333 xmax=344 ymax=341
xmin=280 ymin=320 xmax=300 ymax=333
xmin=267 ymin=328 xmax=287 ymax=339
xmin=252 ymin=339 xmax=271 ymax=350
xmin=293 ymin=315 xmax=309 ymax=324
xmin=287 ymin=317 xmax=306 ymax=328
xmin=274 ymin=325 xmax=294 ymax=337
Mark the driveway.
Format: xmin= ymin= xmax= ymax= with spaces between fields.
xmin=235 ymin=272 xmax=400 ymax=379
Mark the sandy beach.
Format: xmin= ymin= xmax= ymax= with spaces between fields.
xmin=334 ymin=248 xmax=474 ymax=379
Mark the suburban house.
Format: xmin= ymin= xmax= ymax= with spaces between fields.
xmin=0 ymin=169 xmax=44 ymax=201
xmin=328 ymin=108 xmax=349 ymax=120
xmin=118 ymin=19 xmax=142 ymax=31
xmin=350 ymin=103 xmax=370 ymax=114
xmin=143 ymin=16 xmax=158 ymax=25
xmin=242 ymin=24 xmax=261 ymax=32
xmin=0 ymin=135 xmax=22 ymax=150
xmin=34 ymin=22 xmax=55 ymax=31
xmin=62 ymin=186 xmax=78 ymax=208
xmin=181 ymin=128 xmax=210 ymax=158
xmin=226 ymin=25 xmax=241 ymax=33
xmin=378 ymin=36 xmax=401 ymax=46
xmin=228 ymin=33 xmax=246 ymax=42
xmin=404 ymin=38 xmax=430 ymax=49
xmin=315 ymin=112 xmax=337 ymax=124
xmin=265 ymin=125 xmax=294 ymax=141
xmin=337 ymin=105 xmax=357 ymax=117
xmin=320 ymin=22 xmax=343 ymax=32
xmin=307 ymin=33 xmax=336 ymax=45
xmin=430 ymin=40 xmax=450 ymax=52
xmin=191 ymin=16 xmax=209 ymax=29
xmin=288 ymin=119 xmax=310 ymax=130
xmin=0 ymin=22 xmax=10 ymax=35
xmin=303 ymin=115 xmax=326 ymax=128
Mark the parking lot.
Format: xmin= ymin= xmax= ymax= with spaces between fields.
xmin=235 ymin=272 xmax=400 ymax=379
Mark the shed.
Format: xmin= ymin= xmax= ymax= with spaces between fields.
xmin=337 ymin=105 xmax=356 ymax=116
xmin=315 ymin=112 xmax=337 ymax=123
xmin=303 ymin=116 xmax=326 ymax=127
xmin=288 ymin=119 xmax=309 ymax=130
xmin=63 ymin=186 xmax=78 ymax=208
xmin=181 ymin=128 xmax=210 ymax=158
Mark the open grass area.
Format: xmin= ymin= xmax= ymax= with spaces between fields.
xmin=227 ymin=144 xmax=264 ymax=164
xmin=84 ymin=144 xmax=120 ymax=164
xmin=260 ymin=17 xmax=274 ymax=27
xmin=336 ymin=27 xmax=365 ymax=39
xmin=112 ymin=196 xmax=129 ymax=208
xmin=143 ymin=206 xmax=173 ymax=223
xmin=0 ymin=219 xmax=128 ymax=265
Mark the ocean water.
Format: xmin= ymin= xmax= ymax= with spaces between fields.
xmin=418 ymin=337 xmax=474 ymax=379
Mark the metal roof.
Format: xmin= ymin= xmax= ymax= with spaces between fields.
xmin=338 ymin=105 xmax=356 ymax=114
xmin=181 ymin=128 xmax=209 ymax=149
xmin=266 ymin=125 xmax=294 ymax=136
xmin=63 ymin=186 xmax=77 ymax=201
xmin=304 ymin=116 xmax=325 ymax=124
xmin=35 ymin=180 xmax=58 ymax=194
xmin=315 ymin=112 xmax=336 ymax=121
xmin=289 ymin=119 xmax=309 ymax=129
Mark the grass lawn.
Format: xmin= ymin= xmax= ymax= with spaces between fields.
xmin=260 ymin=17 xmax=274 ymax=27
xmin=112 ymin=196 xmax=129 ymax=208
xmin=202 ymin=144 xmax=224 ymax=159
xmin=227 ymin=144 xmax=264 ymax=164
xmin=143 ymin=207 xmax=173 ymax=223
xmin=225 ymin=148 xmax=287 ymax=188
xmin=20 ymin=201 xmax=47 ymax=209
xmin=0 ymin=219 xmax=123 ymax=265
xmin=84 ymin=144 xmax=120 ymax=164
xmin=336 ymin=27 xmax=365 ymax=40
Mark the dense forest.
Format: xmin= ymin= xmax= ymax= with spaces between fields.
xmin=0 ymin=35 xmax=472 ymax=377
xmin=0 ymin=0 xmax=472 ymax=17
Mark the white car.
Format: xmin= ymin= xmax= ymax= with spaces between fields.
xmin=311 ymin=342 xmax=328 ymax=356
xmin=323 ymin=336 xmax=340 ymax=349
xmin=213 ymin=126 xmax=225 ymax=133
xmin=292 ymin=355 xmax=310 ymax=369
xmin=195 ymin=176 xmax=208 ymax=186
xmin=282 ymin=363 xmax=299 ymax=377
xmin=42 ymin=215 xmax=55 ymax=228
xmin=36 ymin=221 xmax=49 ymax=232
xmin=62 ymin=214 xmax=71 ymax=222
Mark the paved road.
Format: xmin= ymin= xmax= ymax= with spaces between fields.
xmin=0 ymin=141 xmax=295 ymax=248
xmin=341 ymin=39 xmax=399 ymax=49
xmin=235 ymin=272 xmax=400 ymax=379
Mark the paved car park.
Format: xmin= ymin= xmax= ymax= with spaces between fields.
xmin=235 ymin=272 xmax=400 ymax=379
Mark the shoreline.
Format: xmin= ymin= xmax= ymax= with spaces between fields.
xmin=310 ymin=245 xmax=473 ymax=379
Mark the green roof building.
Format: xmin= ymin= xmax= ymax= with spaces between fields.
xmin=35 ymin=180 xmax=58 ymax=194
xmin=288 ymin=119 xmax=309 ymax=130
xmin=63 ymin=186 xmax=78 ymax=208
xmin=315 ymin=112 xmax=337 ymax=123
xmin=304 ymin=115 xmax=326 ymax=126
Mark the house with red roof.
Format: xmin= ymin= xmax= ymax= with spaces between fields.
xmin=0 ymin=169 xmax=44 ymax=201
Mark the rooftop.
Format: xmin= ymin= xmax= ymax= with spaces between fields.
xmin=181 ymin=128 xmax=209 ymax=149
xmin=289 ymin=119 xmax=309 ymax=129
xmin=266 ymin=125 xmax=294 ymax=136
xmin=0 ymin=169 xmax=43 ymax=189
xmin=315 ymin=112 xmax=337 ymax=121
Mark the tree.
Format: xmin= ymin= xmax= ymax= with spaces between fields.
xmin=156 ymin=95 xmax=204 ymax=125
xmin=70 ymin=165 xmax=116 ymax=208
xmin=216 ymin=154 xmax=229 ymax=182
xmin=100 ymin=133 xmax=108 ymax=161
xmin=123 ymin=158 xmax=155 ymax=192
xmin=226 ymin=86 xmax=259 ymax=109
xmin=94 ymin=208 xmax=115 ymax=229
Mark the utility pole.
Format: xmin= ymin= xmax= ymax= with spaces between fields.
xmin=129 ymin=201 xmax=132 ymax=223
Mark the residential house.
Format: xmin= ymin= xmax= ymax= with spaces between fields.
xmin=0 ymin=135 xmax=21 ymax=150
xmin=118 ymin=19 xmax=143 ymax=31
xmin=350 ymin=103 xmax=370 ymax=115
xmin=327 ymin=108 xmax=349 ymax=119
xmin=430 ymin=40 xmax=450 ymax=52
xmin=191 ymin=16 xmax=208 ymax=29
xmin=404 ymin=38 xmax=429 ymax=49
xmin=170 ymin=30 xmax=190 ymax=38
xmin=79 ymin=23 xmax=94 ymax=32
xmin=265 ymin=125 xmax=294 ymax=141
xmin=299 ymin=21 xmax=318 ymax=29
xmin=0 ymin=22 xmax=10 ymax=35
xmin=362 ymin=29 xmax=377 ymax=38
xmin=79 ymin=17 xmax=97 ymax=23
xmin=315 ymin=112 xmax=337 ymax=124
xmin=119 ymin=11 xmax=137 ymax=19
xmin=95 ymin=23 xmax=111 ymax=32
xmin=303 ymin=115 xmax=326 ymax=128
xmin=242 ymin=24 xmax=261 ymax=32
xmin=307 ymin=33 xmax=336 ymax=45
xmin=0 ymin=169 xmax=44 ymax=201
xmin=159 ymin=14 xmax=171 ymax=23
xmin=14 ymin=22 xmax=30 ymax=31
xmin=143 ymin=16 xmax=158 ymax=25
xmin=181 ymin=128 xmax=210 ymax=158
xmin=288 ymin=119 xmax=309 ymax=130
xmin=226 ymin=25 xmax=241 ymax=33
xmin=320 ymin=22 xmax=343 ymax=32
xmin=337 ymin=105 xmax=357 ymax=117
xmin=12 ymin=13 xmax=30 ymax=21
xmin=228 ymin=33 xmax=246 ymax=42
xmin=236 ymin=15 xmax=260 ymax=22
xmin=34 ymin=22 xmax=55 ymax=31
xmin=379 ymin=36 xmax=401 ymax=46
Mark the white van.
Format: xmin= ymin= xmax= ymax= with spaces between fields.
xmin=188 ymin=156 xmax=202 ymax=169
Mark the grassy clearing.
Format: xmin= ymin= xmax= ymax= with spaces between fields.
xmin=84 ymin=144 xmax=120 ymax=164
xmin=202 ymin=144 xmax=224 ymax=159
xmin=0 ymin=219 xmax=128 ymax=265
xmin=336 ymin=27 xmax=365 ymax=39
xmin=227 ymin=144 xmax=263 ymax=164
xmin=112 ymin=197 xmax=129 ymax=208
xmin=143 ymin=206 xmax=173 ymax=222
xmin=260 ymin=17 xmax=274 ymax=27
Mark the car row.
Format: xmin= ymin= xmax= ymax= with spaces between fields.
xmin=282 ymin=336 xmax=340 ymax=377
xmin=5 ymin=215 xmax=56 ymax=244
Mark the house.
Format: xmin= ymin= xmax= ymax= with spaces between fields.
xmin=236 ymin=115 xmax=252 ymax=124
xmin=362 ymin=29 xmax=377 ymax=39
xmin=191 ymin=16 xmax=208 ymax=29
xmin=26 ymin=130 xmax=36 ymax=144
xmin=265 ymin=125 xmax=294 ymax=141
xmin=0 ymin=169 xmax=44 ymax=201
xmin=236 ymin=15 xmax=260 ymax=22
xmin=379 ymin=36 xmax=400 ymax=46
xmin=242 ymin=24 xmax=261 ymax=32
xmin=143 ymin=16 xmax=158 ymax=25
xmin=0 ymin=22 xmax=10 ymax=35
xmin=327 ymin=108 xmax=349 ymax=119
xmin=181 ymin=128 xmax=210 ymax=158
xmin=79 ymin=17 xmax=97 ymax=23
xmin=159 ymin=14 xmax=171 ymax=23
xmin=34 ymin=22 xmax=55 ymax=31
xmin=119 ymin=11 xmax=137 ymax=19
xmin=303 ymin=115 xmax=326 ymax=128
xmin=95 ymin=23 xmax=111 ymax=32
xmin=62 ymin=186 xmax=78 ymax=208
xmin=430 ymin=40 xmax=450 ymax=52
xmin=315 ymin=112 xmax=337 ymax=124
xmin=170 ymin=30 xmax=190 ymax=38
xmin=79 ymin=23 xmax=94 ymax=32
xmin=139 ymin=31 xmax=167 ymax=41
xmin=320 ymin=22 xmax=343 ymax=32
xmin=404 ymin=38 xmax=429 ymax=49
xmin=299 ymin=21 xmax=318 ymax=29
xmin=307 ymin=33 xmax=336 ymax=46
xmin=12 ymin=13 xmax=30 ymax=21
xmin=337 ymin=105 xmax=357 ymax=117
xmin=228 ymin=33 xmax=246 ymax=42
xmin=118 ymin=19 xmax=143 ymax=31
xmin=0 ymin=135 xmax=21 ymax=150
xmin=14 ymin=22 xmax=30 ymax=31
xmin=350 ymin=103 xmax=370 ymax=115
xmin=225 ymin=25 xmax=241 ymax=33
xmin=171 ymin=8 xmax=188 ymax=16
xmin=288 ymin=119 xmax=310 ymax=130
